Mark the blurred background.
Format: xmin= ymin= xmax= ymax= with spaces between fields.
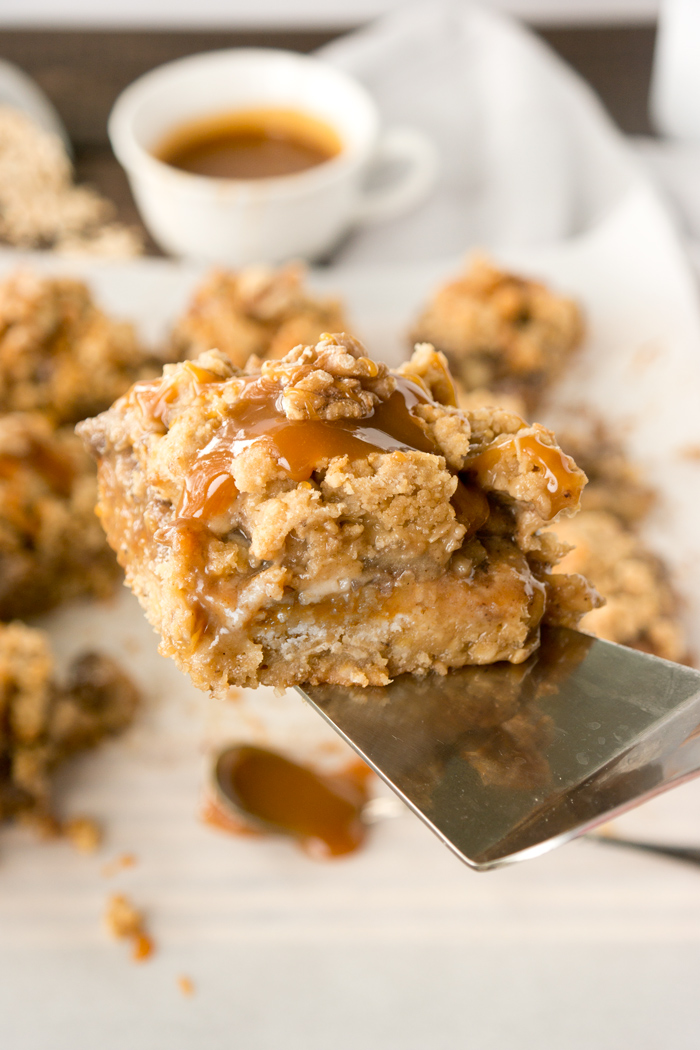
xmin=0 ymin=0 xmax=669 ymax=250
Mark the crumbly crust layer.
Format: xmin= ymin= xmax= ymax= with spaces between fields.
xmin=171 ymin=263 xmax=347 ymax=368
xmin=81 ymin=335 xmax=597 ymax=692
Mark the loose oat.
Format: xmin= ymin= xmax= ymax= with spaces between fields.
xmin=104 ymin=893 xmax=154 ymax=962
xmin=177 ymin=975 xmax=195 ymax=997
xmin=0 ymin=105 xmax=142 ymax=256
xmin=101 ymin=853 xmax=137 ymax=878
xmin=63 ymin=816 xmax=102 ymax=854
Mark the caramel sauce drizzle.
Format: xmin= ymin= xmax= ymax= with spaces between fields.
xmin=177 ymin=372 xmax=441 ymax=520
xmin=468 ymin=430 xmax=581 ymax=516
xmin=451 ymin=479 xmax=490 ymax=539
xmin=139 ymin=360 xmax=496 ymax=539
xmin=131 ymin=360 xmax=221 ymax=425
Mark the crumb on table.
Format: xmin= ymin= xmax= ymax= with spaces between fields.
xmin=63 ymin=816 xmax=102 ymax=854
xmin=101 ymin=852 xmax=137 ymax=878
xmin=104 ymin=893 xmax=154 ymax=962
xmin=177 ymin=975 xmax=195 ymax=997
xmin=679 ymin=444 xmax=700 ymax=463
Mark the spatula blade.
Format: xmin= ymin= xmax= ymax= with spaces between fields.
xmin=297 ymin=627 xmax=700 ymax=870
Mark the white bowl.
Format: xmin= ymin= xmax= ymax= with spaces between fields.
xmin=109 ymin=48 xmax=437 ymax=265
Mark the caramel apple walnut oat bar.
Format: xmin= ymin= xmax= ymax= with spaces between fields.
xmin=0 ymin=271 xmax=160 ymax=425
xmin=410 ymin=256 xmax=583 ymax=411
xmin=79 ymin=336 xmax=598 ymax=692
xmin=171 ymin=263 xmax=348 ymax=368
xmin=0 ymin=412 xmax=120 ymax=619
xmin=0 ymin=621 xmax=139 ymax=830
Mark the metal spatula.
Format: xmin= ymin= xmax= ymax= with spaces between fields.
xmin=296 ymin=627 xmax=700 ymax=871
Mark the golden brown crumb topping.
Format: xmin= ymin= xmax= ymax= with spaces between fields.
xmin=0 ymin=271 xmax=158 ymax=425
xmin=0 ymin=105 xmax=143 ymax=256
xmin=171 ymin=263 xmax=348 ymax=367
xmin=410 ymin=256 xmax=583 ymax=409
xmin=80 ymin=335 xmax=597 ymax=691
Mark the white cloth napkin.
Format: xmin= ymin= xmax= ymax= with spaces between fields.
xmin=634 ymin=137 xmax=700 ymax=273
xmin=319 ymin=2 xmax=646 ymax=265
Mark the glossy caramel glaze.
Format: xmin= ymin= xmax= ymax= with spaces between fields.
xmin=177 ymin=371 xmax=441 ymax=521
xmin=468 ymin=430 xmax=582 ymax=516
xmin=451 ymin=479 xmax=490 ymax=539
xmin=215 ymin=746 xmax=372 ymax=858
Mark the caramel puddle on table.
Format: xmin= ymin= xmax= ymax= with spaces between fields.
xmin=205 ymin=746 xmax=373 ymax=858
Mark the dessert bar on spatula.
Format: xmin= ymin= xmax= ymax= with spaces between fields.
xmin=79 ymin=333 xmax=700 ymax=869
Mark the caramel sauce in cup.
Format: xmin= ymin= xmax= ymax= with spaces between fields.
xmin=155 ymin=107 xmax=343 ymax=180
xmin=109 ymin=49 xmax=437 ymax=263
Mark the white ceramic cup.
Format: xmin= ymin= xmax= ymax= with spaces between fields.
xmin=109 ymin=48 xmax=438 ymax=265
xmin=652 ymin=0 xmax=700 ymax=140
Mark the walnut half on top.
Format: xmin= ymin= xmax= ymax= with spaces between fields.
xmin=79 ymin=335 xmax=598 ymax=693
